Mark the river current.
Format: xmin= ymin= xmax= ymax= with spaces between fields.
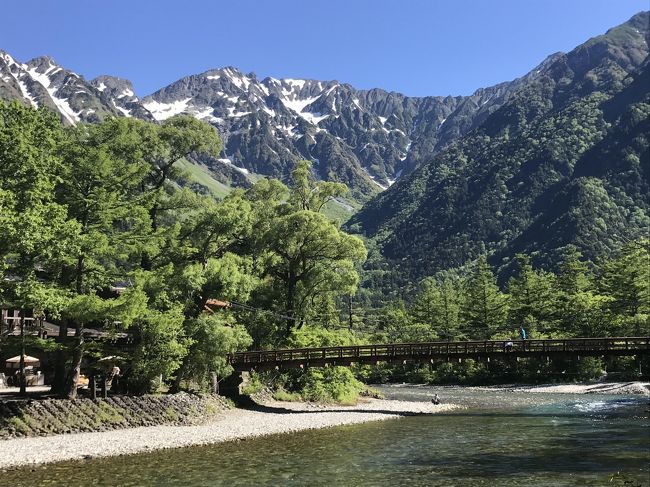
xmin=2 ymin=385 xmax=648 ymax=486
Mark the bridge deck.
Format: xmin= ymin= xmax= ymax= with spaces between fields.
xmin=228 ymin=337 xmax=650 ymax=371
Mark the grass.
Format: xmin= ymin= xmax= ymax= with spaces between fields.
xmin=322 ymin=197 xmax=359 ymax=224
xmin=272 ymin=389 xmax=303 ymax=402
xmin=95 ymin=401 xmax=126 ymax=425
xmin=241 ymin=375 xmax=265 ymax=396
xmin=164 ymin=407 xmax=179 ymax=422
xmin=7 ymin=416 xmax=31 ymax=435
xmin=177 ymin=159 xmax=233 ymax=198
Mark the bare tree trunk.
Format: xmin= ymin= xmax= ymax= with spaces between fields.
xmin=347 ymin=296 xmax=354 ymax=330
xmin=64 ymin=324 xmax=84 ymax=399
xmin=19 ymin=309 xmax=26 ymax=396
xmin=286 ymin=273 xmax=296 ymax=336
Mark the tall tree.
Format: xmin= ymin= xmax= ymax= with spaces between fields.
xmin=288 ymin=160 xmax=347 ymax=212
xmin=264 ymin=210 xmax=366 ymax=336
xmin=410 ymin=277 xmax=462 ymax=340
xmin=507 ymin=254 xmax=559 ymax=337
xmin=555 ymin=246 xmax=607 ymax=337
xmin=598 ymin=240 xmax=650 ymax=335
xmin=55 ymin=118 xmax=152 ymax=397
xmin=0 ymin=102 xmax=77 ymax=394
xmin=141 ymin=116 xmax=222 ymax=234
xmin=461 ymin=255 xmax=508 ymax=339
xmin=255 ymin=161 xmax=367 ymax=337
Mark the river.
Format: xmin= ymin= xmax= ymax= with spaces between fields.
xmin=1 ymin=385 xmax=648 ymax=486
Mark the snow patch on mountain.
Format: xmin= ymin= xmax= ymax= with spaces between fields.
xmin=370 ymin=178 xmax=388 ymax=191
xmin=280 ymin=95 xmax=320 ymax=120
xmin=115 ymin=106 xmax=131 ymax=116
xmin=0 ymin=52 xmax=37 ymax=108
xmin=26 ymin=63 xmax=80 ymax=124
xmin=223 ymin=68 xmax=251 ymax=91
xmin=143 ymin=98 xmax=192 ymax=121
xmin=16 ymin=78 xmax=37 ymax=107
xmin=218 ymin=158 xmax=250 ymax=175
xmin=117 ymin=88 xmax=135 ymax=98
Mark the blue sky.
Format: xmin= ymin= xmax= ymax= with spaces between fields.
xmin=1 ymin=1 xmax=647 ymax=97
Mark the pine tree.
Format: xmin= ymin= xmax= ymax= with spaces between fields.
xmin=461 ymin=256 xmax=507 ymax=339
xmin=410 ymin=277 xmax=461 ymax=340
xmin=598 ymin=240 xmax=650 ymax=335
xmin=507 ymin=254 xmax=560 ymax=337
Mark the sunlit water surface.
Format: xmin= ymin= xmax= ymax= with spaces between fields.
xmin=2 ymin=385 xmax=648 ymax=486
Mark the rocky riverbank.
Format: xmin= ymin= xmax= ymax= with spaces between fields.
xmin=0 ymin=393 xmax=232 ymax=439
xmin=0 ymin=398 xmax=458 ymax=469
xmin=468 ymin=381 xmax=650 ymax=395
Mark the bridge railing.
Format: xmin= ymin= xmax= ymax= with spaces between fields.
xmin=228 ymin=337 xmax=650 ymax=368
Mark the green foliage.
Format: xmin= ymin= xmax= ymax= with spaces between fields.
xmin=289 ymin=160 xmax=348 ymax=213
xmin=410 ymin=277 xmax=462 ymax=340
xmin=272 ymin=389 xmax=302 ymax=402
xmin=348 ymin=47 xmax=650 ymax=289
xmin=507 ymin=254 xmax=560 ymax=337
xmin=461 ymin=256 xmax=508 ymax=339
xmin=575 ymin=357 xmax=604 ymax=381
xmin=597 ymin=240 xmax=650 ymax=335
xmin=241 ymin=372 xmax=265 ymax=396
xmin=0 ymin=102 xmax=76 ymax=312
xmin=287 ymin=325 xmax=360 ymax=348
xmin=246 ymin=160 xmax=367 ymax=340
xmin=180 ymin=314 xmax=253 ymax=389
xmin=128 ymin=307 xmax=188 ymax=394
xmin=299 ymin=367 xmax=365 ymax=404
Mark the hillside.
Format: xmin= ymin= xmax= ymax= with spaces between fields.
xmin=347 ymin=12 xmax=650 ymax=280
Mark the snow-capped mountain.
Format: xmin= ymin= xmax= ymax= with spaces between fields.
xmin=0 ymin=51 xmax=127 ymax=124
xmin=138 ymin=66 xmax=537 ymax=197
xmin=0 ymin=49 xmax=557 ymax=199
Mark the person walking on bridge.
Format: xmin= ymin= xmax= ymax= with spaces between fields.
xmin=519 ymin=326 xmax=527 ymax=350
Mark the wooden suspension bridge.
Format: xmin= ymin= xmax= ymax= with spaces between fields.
xmin=228 ymin=337 xmax=650 ymax=372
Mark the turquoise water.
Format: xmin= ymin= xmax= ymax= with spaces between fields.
xmin=1 ymin=386 xmax=648 ymax=486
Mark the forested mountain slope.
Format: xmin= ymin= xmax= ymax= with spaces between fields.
xmin=347 ymin=12 xmax=650 ymax=280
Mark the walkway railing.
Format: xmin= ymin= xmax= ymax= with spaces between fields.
xmin=228 ymin=337 xmax=650 ymax=371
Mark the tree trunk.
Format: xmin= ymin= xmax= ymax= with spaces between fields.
xmin=52 ymin=316 xmax=69 ymax=397
xmin=170 ymin=355 xmax=190 ymax=393
xmin=18 ymin=309 xmax=26 ymax=396
xmin=286 ymin=272 xmax=296 ymax=336
xmin=347 ymin=296 xmax=354 ymax=330
xmin=64 ymin=323 xmax=84 ymax=399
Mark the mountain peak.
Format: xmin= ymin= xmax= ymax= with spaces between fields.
xmin=26 ymin=55 xmax=59 ymax=71
xmin=91 ymin=75 xmax=137 ymax=98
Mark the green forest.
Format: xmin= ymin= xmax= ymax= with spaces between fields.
xmin=348 ymin=18 xmax=649 ymax=286
xmin=0 ymin=101 xmax=648 ymax=403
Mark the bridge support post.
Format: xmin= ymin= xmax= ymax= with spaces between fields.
xmin=220 ymin=371 xmax=250 ymax=403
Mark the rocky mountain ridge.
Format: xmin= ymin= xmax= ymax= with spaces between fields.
xmin=2 ymin=12 xmax=646 ymax=207
xmin=1 ymin=47 xmax=558 ymax=199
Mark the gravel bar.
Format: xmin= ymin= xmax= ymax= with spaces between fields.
xmin=0 ymin=399 xmax=458 ymax=469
